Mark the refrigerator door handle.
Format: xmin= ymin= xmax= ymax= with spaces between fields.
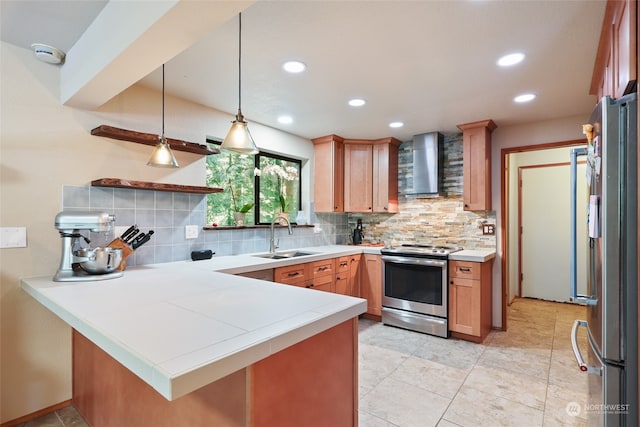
xmin=571 ymin=320 xmax=603 ymax=375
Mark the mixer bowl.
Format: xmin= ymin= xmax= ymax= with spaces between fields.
xmin=74 ymin=247 xmax=123 ymax=274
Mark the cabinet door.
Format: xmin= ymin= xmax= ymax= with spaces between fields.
xmin=360 ymin=254 xmax=382 ymax=316
xmin=335 ymin=274 xmax=349 ymax=295
xmin=449 ymin=277 xmax=481 ymax=336
xmin=344 ymin=144 xmax=373 ymax=212
xmin=348 ymin=254 xmax=361 ymax=297
xmin=312 ymin=136 xmax=344 ymax=212
xmin=458 ymin=120 xmax=496 ymax=212
xmin=372 ymin=143 xmax=399 ymax=213
xmin=612 ymin=0 xmax=636 ymax=98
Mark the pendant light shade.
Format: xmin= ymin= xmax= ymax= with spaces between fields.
xmin=221 ymin=13 xmax=258 ymax=155
xmin=148 ymin=64 xmax=179 ymax=168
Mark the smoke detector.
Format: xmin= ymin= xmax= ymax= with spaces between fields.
xmin=30 ymin=43 xmax=65 ymax=65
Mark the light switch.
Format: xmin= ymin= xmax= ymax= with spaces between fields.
xmin=1 ymin=227 xmax=27 ymax=248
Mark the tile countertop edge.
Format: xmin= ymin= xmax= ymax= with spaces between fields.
xmin=449 ymin=249 xmax=496 ymax=262
xmin=165 ymin=300 xmax=366 ymax=400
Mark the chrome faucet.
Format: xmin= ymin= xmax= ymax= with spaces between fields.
xmin=270 ymin=215 xmax=293 ymax=253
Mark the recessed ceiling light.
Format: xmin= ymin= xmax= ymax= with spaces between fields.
xmin=389 ymin=122 xmax=404 ymax=128
xmin=514 ymin=93 xmax=536 ymax=103
xmin=277 ymin=115 xmax=293 ymax=124
xmin=282 ymin=61 xmax=306 ymax=73
xmin=348 ymin=98 xmax=366 ymax=107
xmin=497 ymin=52 xmax=525 ymax=67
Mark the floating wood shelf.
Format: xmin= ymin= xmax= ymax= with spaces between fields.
xmin=91 ymin=125 xmax=219 ymax=156
xmin=91 ymin=178 xmax=223 ymax=194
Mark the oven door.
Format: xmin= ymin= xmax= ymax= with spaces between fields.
xmin=382 ymin=255 xmax=447 ymax=318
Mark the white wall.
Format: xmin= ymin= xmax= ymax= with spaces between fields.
xmin=0 ymin=42 xmax=312 ymax=422
xmin=490 ymin=114 xmax=591 ymax=327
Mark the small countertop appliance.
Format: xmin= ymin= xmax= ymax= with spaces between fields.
xmin=54 ymin=211 xmax=123 ymax=282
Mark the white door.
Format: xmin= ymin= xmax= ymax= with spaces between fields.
xmin=520 ymin=163 xmax=587 ymax=302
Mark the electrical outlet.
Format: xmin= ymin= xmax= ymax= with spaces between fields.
xmin=185 ymin=225 xmax=199 ymax=239
xmin=482 ymin=224 xmax=495 ymax=235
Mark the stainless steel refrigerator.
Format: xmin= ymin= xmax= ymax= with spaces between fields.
xmin=570 ymin=92 xmax=638 ymax=427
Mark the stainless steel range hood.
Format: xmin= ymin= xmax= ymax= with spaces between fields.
xmin=409 ymin=132 xmax=443 ymax=197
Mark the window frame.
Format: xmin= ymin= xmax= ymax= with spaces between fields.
xmin=206 ymin=139 xmax=302 ymax=226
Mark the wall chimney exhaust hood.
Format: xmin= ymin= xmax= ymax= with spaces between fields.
xmin=408 ymin=132 xmax=443 ymax=197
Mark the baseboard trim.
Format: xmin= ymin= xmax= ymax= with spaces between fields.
xmin=1 ymin=400 xmax=71 ymax=427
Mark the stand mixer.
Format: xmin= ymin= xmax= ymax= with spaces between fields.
xmin=54 ymin=211 xmax=123 ymax=282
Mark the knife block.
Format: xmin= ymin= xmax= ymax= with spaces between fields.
xmin=107 ymin=238 xmax=134 ymax=271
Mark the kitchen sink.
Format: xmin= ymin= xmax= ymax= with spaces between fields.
xmin=252 ymin=250 xmax=318 ymax=260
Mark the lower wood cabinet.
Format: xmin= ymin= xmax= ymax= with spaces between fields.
xmin=449 ymin=259 xmax=494 ymax=343
xmin=274 ymin=259 xmax=336 ymax=292
xmin=359 ymin=254 xmax=382 ymax=317
xmin=335 ymin=254 xmax=361 ymax=297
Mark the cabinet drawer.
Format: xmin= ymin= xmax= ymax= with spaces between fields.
xmin=308 ymin=273 xmax=334 ymax=292
xmin=449 ymin=261 xmax=481 ymax=280
xmin=275 ymin=264 xmax=309 ymax=285
xmin=336 ymin=256 xmax=350 ymax=273
xmin=311 ymin=259 xmax=335 ymax=278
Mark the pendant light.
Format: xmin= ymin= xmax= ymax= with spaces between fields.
xmin=147 ymin=64 xmax=179 ymax=168
xmin=221 ymin=13 xmax=258 ymax=155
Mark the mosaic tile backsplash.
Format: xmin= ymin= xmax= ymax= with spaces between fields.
xmin=346 ymin=133 xmax=497 ymax=250
xmin=61 ymin=186 xmax=348 ymax=266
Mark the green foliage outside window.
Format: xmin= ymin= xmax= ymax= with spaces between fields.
xmin=257 ymin=156 xmax=300 ymax=223
xmin=206 ymin=151 xmax=256 ymax=226
xmin=206 ymin=146 xmax=301 ymax=226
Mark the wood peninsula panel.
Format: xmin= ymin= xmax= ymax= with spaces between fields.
xmin=91 ymin=125 xmax=219 ymax=156
xmin=250 ymin=319 xmax=358 ymax=427
xmin=91 ymin=178 xmax=222 ymax=194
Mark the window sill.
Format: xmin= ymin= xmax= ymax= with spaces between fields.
xmin=203 ymin=224 xmax=315 ymax=231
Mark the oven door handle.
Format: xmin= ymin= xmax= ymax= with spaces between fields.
xmin=381 ymin=256 xmax=447 ymax=268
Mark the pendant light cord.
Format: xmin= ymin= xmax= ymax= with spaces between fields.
xmin=238 ymin=13 xmax=242 ymax=115
xmin=162 ymin=64 xmax=165 ymax=135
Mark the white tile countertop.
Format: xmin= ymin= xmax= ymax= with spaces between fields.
xmin=449 ymin=249 xmax=496 ymax=262
xmin=20 ymin=245 xmax=369 ymax=401
xmin=20 ymin=244 xmax=495 ymax=401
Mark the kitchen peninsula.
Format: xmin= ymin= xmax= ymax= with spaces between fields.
xmin=21 ymin=246 xmax=369 ymax=427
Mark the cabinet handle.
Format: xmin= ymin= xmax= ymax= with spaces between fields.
xmin=307 ymin=284 xmax=314 ymax=288
xmin=459 ymin=267 xmax=471 ymax=273
xmin=318 ymin=266 xmax=329 ymax=271
xmin=450 ymin=280 xmax=454 ymax=284
xmin=340 ymin=262 xmax=348 ymax=267
xmin=384 ymin=206 xmax=388 ymax=210
xmin=287 ymin=271 xmax=300 ymax=277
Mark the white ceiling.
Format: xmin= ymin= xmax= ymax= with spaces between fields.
xmin=1 ymin=0 xmax=606 ymax=141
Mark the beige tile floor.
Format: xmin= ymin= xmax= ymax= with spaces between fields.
xmin=358 ymin=298 xmax=589 ymax=427
xmin=17 ymin=298 xmax=588 ymax=427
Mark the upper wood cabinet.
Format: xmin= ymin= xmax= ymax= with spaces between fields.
xmin=344 ymin=143 xmax=374 ymax=212
xmin=344 ymin=138 xmax=401 ymax=213
xmin=457 ymin=120 xmax=497 ymax=212
xmin=313 ymin=135 xmax=401 ymax=213
xmin=311 ymin=135 xmax=344 ymax=212
xmin=591 ymin=0 xmax=637 ymax=99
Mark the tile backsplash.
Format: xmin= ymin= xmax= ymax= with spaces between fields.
xmin=61 ymin=186 xmax=347 ymax=266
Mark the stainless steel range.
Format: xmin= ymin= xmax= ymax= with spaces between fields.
xmin=380 ymin=244 xmax=462 ymax=338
